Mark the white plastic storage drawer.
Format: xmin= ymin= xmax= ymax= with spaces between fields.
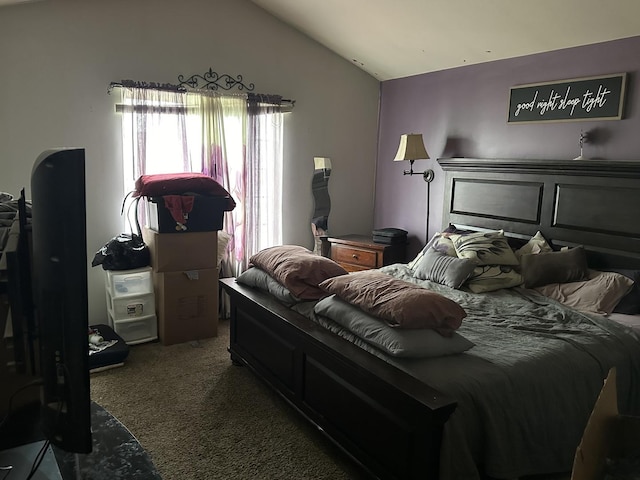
xmin=112 ymin=314 xmax=158 ymax=345
xmin=108 ymin=292 xmax=156 ymax=320
xmin=106 ymin=267 xmax=153 ymax=297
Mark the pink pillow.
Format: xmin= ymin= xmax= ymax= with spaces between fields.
xmin=250 ymin=245 xmax=348 ymax=300
xmin=535 ymin=270 xmax=634 ymax=315
xmin=134 ymin=173 xmax=236 ymax=211
xmin=319 ymin=270 xmax=466 ymax=335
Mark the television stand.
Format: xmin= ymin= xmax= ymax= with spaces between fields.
xmin=0 ymin=402 xmax=160 ymax=480
xmin=0 ymin=441 xmax=62 ymax=479
xmin=55 ymin=402 xmax=161 ymax=480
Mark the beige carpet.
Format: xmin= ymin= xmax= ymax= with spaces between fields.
xmin=90 ymin=319 xmax=369 ymax=480
xmin=90 ymin=319 xmax=572 ymax=480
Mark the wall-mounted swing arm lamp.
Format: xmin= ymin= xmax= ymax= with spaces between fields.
xmin=393 ymin=133 xmax=435 ymax=240
xmin=393 ymin=133 xmax=434 ymax=183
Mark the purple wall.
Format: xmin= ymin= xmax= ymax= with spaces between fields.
xmin=375 ymin=35 xmax=640 ymax=258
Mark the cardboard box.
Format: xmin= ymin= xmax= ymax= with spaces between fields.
xmin=154 ymin=269 xmax=218 ymax=346
xmin=571 ymin=368 xmax=640 ymax=480
xmin=143 ymin=227 xmax=217 ymax=272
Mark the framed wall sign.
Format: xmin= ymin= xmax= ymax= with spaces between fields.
xmin=507 ymin=73 xmax=627 ymax=124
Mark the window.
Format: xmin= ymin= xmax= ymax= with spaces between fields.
xmin=118 ymin=88 xmax=284 ymax=273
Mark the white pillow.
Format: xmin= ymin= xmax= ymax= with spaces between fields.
xmin=449 ymin=230 xmax=519 ymax=266
xmin=217 ymin=230 xmax=232 ymax=268
xmin=515 ymin=231 xmax=553 ymax=259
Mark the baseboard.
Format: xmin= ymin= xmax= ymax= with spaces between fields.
xmin=90 ymin=362 xmax=125 ymax=374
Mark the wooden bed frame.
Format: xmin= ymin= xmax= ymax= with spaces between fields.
xmin=220 ymin=158 xmax=640 ymax=480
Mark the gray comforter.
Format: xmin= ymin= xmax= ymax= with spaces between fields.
xmin=294 ymin=264 xmax=640 ymax=480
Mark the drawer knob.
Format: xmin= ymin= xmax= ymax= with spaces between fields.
xmin=352 ymin=254 xmax=358 ymax=259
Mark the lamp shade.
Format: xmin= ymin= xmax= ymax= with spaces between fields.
xmin=393 ymin=134 xmax=430 ymax=162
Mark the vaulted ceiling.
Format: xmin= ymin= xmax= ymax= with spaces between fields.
xmin=4 ymin=0 xmax=639 ymax=82
xmin=251 ymin=0 xmax=640 ymax=81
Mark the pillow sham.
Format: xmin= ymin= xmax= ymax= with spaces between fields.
xmin=514 ymin=231 xmax=553 ymax=259
xmin=605 ymin=269 xmax=640 ymax=315
xmin=465 ymin=265 xmax=524 ymax=293
xmin=236 ymin=267 xmax=301 ymax=306
xmin=250 ymin=245 xmax=348 ymax=300
xmin=318 ymin=270 xmax=467 ymax=334
xmin=535 ymin=270 xmax=634 ymax=315
xmin=413 ymin=247 xmax=476 ymax=289
xmin=314 ymin=295 xmax=475 ymax=358
xmin=520 ymin=246 xmax=589 ymax=288
xmin=449 ymin=230 xmax=519 ymax=266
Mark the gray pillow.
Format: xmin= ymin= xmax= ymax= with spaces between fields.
xmin=236 ymin=267 xmax=301 ymax=306
xmin=413 ymin=247 xmax=477 ymax=288
xmin=314 ymin=296 xmax=474 ymax=358
xmin=521 ymin=246 xmax=589 ymax=288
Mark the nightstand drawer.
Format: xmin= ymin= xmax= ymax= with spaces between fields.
xmin=327 ymin=234 xmax=406 ymax=272
xmin=332 ymin=245 xmax=378 ymax=269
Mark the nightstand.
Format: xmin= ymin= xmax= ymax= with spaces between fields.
xmin=327 ymin=234 xmax=406 ymax=272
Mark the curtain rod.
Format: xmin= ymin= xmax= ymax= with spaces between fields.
xmin=108 ymin=71 xmax=295 ymax=107
xmin=108 ymin=80 xmax=185 ymax=94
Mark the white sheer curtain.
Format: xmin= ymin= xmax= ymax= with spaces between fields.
xmin=195 ymin=93 xmax=247 ymax=277
xmin=121 ymin=88 xmax=194 ymax=187
xmin=247 ymin=95 xmax=283 ymax=265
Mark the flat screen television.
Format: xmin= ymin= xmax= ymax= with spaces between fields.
xmin=31 ymin=147 xmax=92 ymax=454
xmin=1 ymin=147 xmax=92 ymax=458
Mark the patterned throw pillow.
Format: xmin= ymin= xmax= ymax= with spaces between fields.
xmin=407 ymin=233 xmax=457 ymax=271
xmin=466 ymin=265 xmax=524 ymax=293
xmin=515 ymin=231 xmax=553 ymax=259
xmin=433 ymin=235 xmax=457 ymax=257
xmin=413 ymin=247 xmax=476 ymax=289
xmin=449 ymin=230 xmax=519 ymax=266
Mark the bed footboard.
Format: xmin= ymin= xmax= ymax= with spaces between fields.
xmin=221 ymin=278 xmax=456 ymax=480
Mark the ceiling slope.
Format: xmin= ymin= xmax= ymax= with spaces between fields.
xmin=251 ymin=0 xmax=640 ymax=80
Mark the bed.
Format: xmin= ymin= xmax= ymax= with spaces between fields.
xmin=220 ymin=157 xmax=640 ymax=480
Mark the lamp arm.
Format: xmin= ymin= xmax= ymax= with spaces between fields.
xmin=403 ymin=160 xmax=434 ymax=183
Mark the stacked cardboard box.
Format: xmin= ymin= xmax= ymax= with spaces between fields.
xmin=142 ymin=227 xmax=218 ymax=346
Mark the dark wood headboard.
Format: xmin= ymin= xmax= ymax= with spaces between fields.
xmin=437 ymin=158 xmax=640 ymax=269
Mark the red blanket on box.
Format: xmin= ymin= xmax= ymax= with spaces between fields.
xmin=133 ymin=173 xmax=236 ymax=212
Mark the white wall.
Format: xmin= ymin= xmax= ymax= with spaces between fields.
xmin=0 ymin=0 xmax=380 ymax=323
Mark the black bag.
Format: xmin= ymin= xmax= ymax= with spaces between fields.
xmin=92 ymin=196 xmax=151 ymax=271
xmin=91 ymin=233 xmax=150 ymax=271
